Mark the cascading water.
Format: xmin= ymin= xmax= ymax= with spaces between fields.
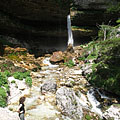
xmin=67 ymin=15 xmax=74 ymax=46
xmin=87 ymin=88 xmax=103 ymax=116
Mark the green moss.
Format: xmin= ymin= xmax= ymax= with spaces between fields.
xmin=7 ymin=54 xmax=22 ymax=62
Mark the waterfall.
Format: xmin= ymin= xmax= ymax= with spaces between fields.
xmin=67 ymin=15 xmax=74 ymax=46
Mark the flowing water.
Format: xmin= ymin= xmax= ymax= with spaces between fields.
xmin=6 ymin=58 xmax=120 ymax=120
xmin=67 ymin=15 xmax=74 ymax=46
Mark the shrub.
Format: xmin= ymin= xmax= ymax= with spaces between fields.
xmin=0 ymin=72 xmax=8 ymax=87
xmin=22 ymin=71 xmax=30 ymax=78
xmin=13 ymin=71 xmax=31 ymax=80
xmin=25 ymin=77 xmax=32 ymax=87
xmin=98 ymin=25 xmax=118 ymax=41
xmin=0 ymin=87 xmax=7 ymax=107
xmin=4 ymin=70 xmax=11 ymax=77
xmin=11 ymin=80 xmax=16 ymax=83
xmin=64 ymin=59 xmax=75 ymax=67
xmin=13 ymin=72 xmax=23 ymax=80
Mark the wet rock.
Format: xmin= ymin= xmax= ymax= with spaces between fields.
xmin=56 ymin=87 xmax=83 ymax=120
xmin=41 ymin=81 xmax=57 ymax=93
xmin=50 ymin=51 xmax=64 ymax=63
xmin=67 ymin=44 xmax=74 ymax=53
xmin=103 ymin=104 xmax=120 ymax=120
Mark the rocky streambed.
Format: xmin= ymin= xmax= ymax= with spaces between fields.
xmin=0 ymin=49 xmax=120 ymax=120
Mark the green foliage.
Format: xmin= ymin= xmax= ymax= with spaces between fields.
xmin=116 ymin=19 xmax=120 ymax=24
xmin=64 ymin=59 xmax=75 ymax=68
xmin=0 ymin=72 xmax=8 ymax=87
xmin=107 ymin=2 xmax=120 ymax=13
xmin=22 ymin=71 xmax=30 ymax=78
xmin=3 ymin=84 xmax=10 ymax=93
xmin=85 ymin=114 xmax=92 ymax=120
xmin=13 ymin=71 xmax=32 ymax=87
xmin=13 ymin=72 xmax=23 ymax=80
xmin=78 ymin=57 xmax=85 ymax=61
xmin=13 ymin=71 xmax=30 ymax=80
xmin=11 ymin=80 xmax=16 ymax=83
xmin=25 ymin=77 xmax=32 ymax=87
xmin=98 ymin=24 xmax=118 ymax=40
xmin=85 ymin=37 xmax=120 ymax=95
xmin=4 ymin=70 xmax=11 ymax=77
xmin=7 ymin=54 xmax=22 ymax=62
xmin=0 ymin=87 xmax=7 ymax=107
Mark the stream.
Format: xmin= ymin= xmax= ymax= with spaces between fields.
xmin=5 ymin=57 xmax=120 ymax=120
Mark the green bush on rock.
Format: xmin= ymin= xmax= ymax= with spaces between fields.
xmin=0 ymin=87 xmax=7 ymax=107
xmin=85 ymin=37 xmax=120 ymax=96
xmin=13 ymin=71 xmax=32 ymax=87
xmin=64 ymin=59 xmax=75 ymax=68
xmin=25 ymin=77 xmax=32 ymax=87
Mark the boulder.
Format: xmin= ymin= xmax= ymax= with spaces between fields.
xmin=56 ymin=87 xmax=83 ymax=120
xmin=0 ymin=108 xmax=19 ymax=120
xmin=41 ymin=81 xmax=57 ymax=93
xmin=50 ymin=51 xmax=64 ymax=63
xmin=103 ymin=104 xmax=120 ymax=120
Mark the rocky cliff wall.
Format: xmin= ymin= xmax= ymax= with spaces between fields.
xmin=0 ymin=0 xmax=70 ymax=56
xmin=71 ymin=0 xmax=120 ymax=43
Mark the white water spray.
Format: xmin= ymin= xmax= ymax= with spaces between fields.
xmin=67 ymin=15 xmax=74 ymax=46
xmin=87 ymin=88 xmax=103 ymax=116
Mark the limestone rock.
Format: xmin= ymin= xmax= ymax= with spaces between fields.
xmin=81 ymin=64 xmax=93 ymax=76
xmin=56 ymin=87 xmax=83 ymax=120
xmin=103 ymin=104 xmax=120 ymax=120
xmin=0 ymin=108 xmax=19 ymax=120
xmin=41 ymin=81 xmax=57 ymax=93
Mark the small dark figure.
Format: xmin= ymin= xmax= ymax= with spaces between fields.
xmin=18 ymin=96 xmax=26 ymax=120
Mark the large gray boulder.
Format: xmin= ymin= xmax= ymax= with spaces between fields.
xmin=56 ymin=87 xmax=83 ymax=120
xmin=0 ymin=108 xmax=19 ymax=120
xmin=41 ymin=81 xmax=57 ymax=93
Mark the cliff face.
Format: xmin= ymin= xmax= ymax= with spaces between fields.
xmin=71 ymin=0 xmax=120 ymax=44
xmin=73 ymin=0 xmax=115 ymax=10
xmin=71 ymin=0 xmax=119 ymax=26
xmin=0 ymin=0 xmax=119 ymax=56
xmin=0 ymin=0 xmax=70 ymax=56
xmin=0 ymin=0 xmax=69 ymax=26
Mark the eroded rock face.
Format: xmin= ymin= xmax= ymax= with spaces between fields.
xmin=56 ymin=87 xmax=83 ymax=120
